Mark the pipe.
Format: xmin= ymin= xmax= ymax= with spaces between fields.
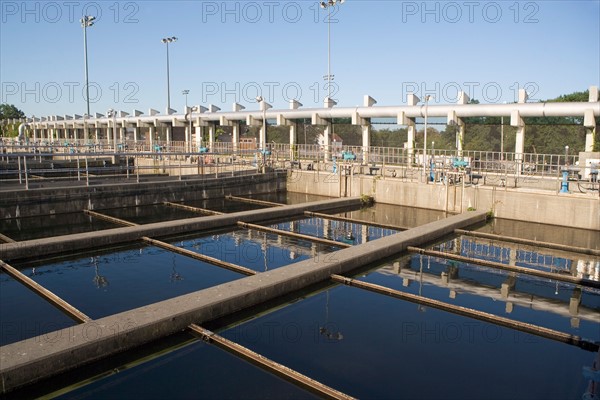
xmin=29 ymin=100 xmax=600 ymax=130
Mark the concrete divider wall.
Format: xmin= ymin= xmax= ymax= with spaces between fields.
xmin=0 ymin=210 xmax=488 ymax=393
xmin=0 ymin=197 xmax=363 ymax=261
xmin=0 ymin=171 xmax=286 ymax=219
xmin=287 ymin=171 xmax=599 ymax=231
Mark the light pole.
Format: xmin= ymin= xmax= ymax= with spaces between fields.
xmin=256 ymin=96 xmax=272 ymax=173
xmin=423 ymin=95 xmax=432 ymax=181
xmin=320 ymin=0 xmax=345 ymax=102
xmin=255 ymin=96 xmax=272 ymax=150
xmin=107 ymin=109 xmax=117 ymax=152
xmin=161 ymin=36 xmax=177 ymax=113
xmin=81 ymin=16 xmax=95 ymax=118
xmin=182 ymin=89 xmax=190 ymax=151
xmin=500 ymin=101 xmax=507 ymax=161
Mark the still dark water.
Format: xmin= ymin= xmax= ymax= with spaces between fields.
xmin=0 ymin=194 xmax=598 ymax=399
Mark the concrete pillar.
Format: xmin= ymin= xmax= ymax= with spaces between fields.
xmin=232 ymin=123 xmax=239 ymax=154
xmin=457 ymin=120 xmax=465 ymax=156
xmin=362 ymin=124 xmax=370 ymax=165
xmin=166 ymin=125 xmax=172 ymax=146
xmin=259 ymin=124 xmax=266 ymax=150
xmin=511 ymin=110 xmax=526 ymax=175
xmin=324 ymin=122 xmax=331 ymax=161
xmin=120 ymin=127 xmax=126 ymax=142
xmin=584 ymin=109 xmax=597 ymax=152
xmin=585 ymin=127 xmax=596 ymax=152
xmin=94 ymin=127 xmax=99 ymax=143
xmin=289 ymin=123 xmax=296 ymax=160
xmin=406 ymin=121 xmax=416 ymax=162
xmin=149 ymin=126 xmax=155 ymax=149
xmin=195 ymin=126 xmax=202 ymax=150
xmin=208 ymin=124 xmax=215 ymax=151
xmin=133 ymin=127 xmax=139 ymax=143
xmin=106 ymin=125 xmax=112 ymax=145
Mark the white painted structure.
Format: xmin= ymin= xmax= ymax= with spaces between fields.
xmin=8 ymin=86 xmax=600 ymax=158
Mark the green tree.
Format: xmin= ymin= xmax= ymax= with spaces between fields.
xmin=0 ymin=104 xmax=25 ymax=119
xmin=0 ymin=104 xmax=26 ymax=137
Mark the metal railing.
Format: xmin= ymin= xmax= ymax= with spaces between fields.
xmin=1 ymin=140 xmax=598 ymax=195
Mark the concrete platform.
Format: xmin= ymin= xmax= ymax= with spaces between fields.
xmin=0 ymin=210 xmax=487 ymax=393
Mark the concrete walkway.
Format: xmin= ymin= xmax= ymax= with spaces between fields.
xmin=0 ymin=197 xmax=361 ymax=260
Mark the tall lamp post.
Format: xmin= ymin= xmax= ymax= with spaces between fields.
xmin=256 ymin=96 xmax=272 ymax=173
xmin=107 ymin=109 xmax=117 ymax=152
xmin=182 ymin=89 xmax=190 ymax=151
xmin=161 ymin=36 xmax=177 ymax=113
xmin=423 ymin=95 xmax=432 ymax=181
xmin=319 ymin=0 xmax=345 ymax=102
xmin=81 ymin=16 xmax=95 ymax=118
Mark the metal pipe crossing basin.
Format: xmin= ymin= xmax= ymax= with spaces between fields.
xmin=18 ymin=101 xmax=600 ymax=129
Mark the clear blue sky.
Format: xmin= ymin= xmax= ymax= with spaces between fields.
xmin=1 ymin=0 xmax=599 ymax=117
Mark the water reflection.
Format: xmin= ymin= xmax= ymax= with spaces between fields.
xmin=91 ymin=256 xmax=109 ymax=289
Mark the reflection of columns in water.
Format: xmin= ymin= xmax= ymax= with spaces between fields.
xmin=311 ymin=242 xmax=317 ymax=258
xmin=570 ymin=288 xmax=582 ymax=328
xmin=509 ymin=247 xmax=517 ymax=266
xmin=262 ymin=232 xmax=268 ymax=271
xmin=361 ymin=224 xmax=369 ymax=244
xmin=500 ymin=275 xmax=516 ymax=298
xmin=501 ymin=274 xmax=516 ymax=313
xmin=289 ymin=220 xmax=297 ymax=233
xmin=323 ymin=218 xmax=331 ymax=240
xmin=454 ymin=237 xmax=462 ymax=255
xmin=208 ymin=124 xmax=216 ymax=151
xmin=418 ymin=255 xmax=425 ymax=311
